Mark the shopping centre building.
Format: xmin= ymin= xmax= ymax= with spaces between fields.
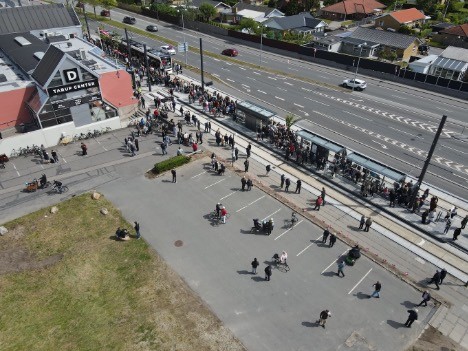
xmin=0 ymin=4 xmax=137 ymax=154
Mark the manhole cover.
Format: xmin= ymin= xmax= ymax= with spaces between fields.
xmin=174 ymin=240 xmax=183 ymax=247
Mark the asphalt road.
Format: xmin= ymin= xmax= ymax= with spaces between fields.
xmin=80 ymin=5 xmax=468 ymax=198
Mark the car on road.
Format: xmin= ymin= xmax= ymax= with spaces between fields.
xmin=222 ymin=48 xmax=238 ymax=57
xmin=342 ymin=78 xmax=367 ymax=91
xmin=100 ymin=9 xmax=110 ymax=17
xmin=160 ymin=45 xmax=176 ymax=55
xmin=123 ymin=16 xmax=136 ymax=25
xmin=146 ymin=24 xmax=158 ymax=32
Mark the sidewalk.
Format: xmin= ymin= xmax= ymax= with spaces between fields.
xmin=142 ymin=80 xmax=468 ymax=349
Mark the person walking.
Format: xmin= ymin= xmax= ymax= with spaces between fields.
xmin=417 ymin=291 xmax=431 ymax=306
xmin=285 ymin=178 xmax=291 ymax=192
xmin=265 ymin=265 xmax=272 ymax=281
xmin=80 ymin=142 xmax=87 ymax=156
xmin=439 ymin=268 xmax=447 ymax=285
xmin=221 ymin=207 xmax=228 ymax=224
xmin=321 ymin=187 xmax=327 ymax=205
xmin=246 ymin=143 xmax=251 ymax=158
xmin=317 ymin=310 xmax=331 ymax=328
xmin=280 ymin=174 xmax=285 ymax=189
xmin=370 ymin=281 xmax=382 ymax=298
xmin=453 ymin=227 xmax=462 ymax=241
xmin=134 ymin=138 xmax=139 ymax=152
xmin=322 ymin=227 xmax=330 ymax=243
xmin=461 ymin=215 xmax=468 ymax=229
xmin=329 ymin=233 xmax=336 ymax=247
xmin=234 ymin=147 xmax=239 ymax=160
xmin=161 ymin=142 xmax=167 ymax=155
xmin=314 ymin=196 xmax=323 ymax=211
xmin=444 ymin=219 xmax=451 ymax=234
xmin=244 ymin=159 xmax=249 ymax=173
xmin=359 ymin=215 xmax=366 ymax=229
xmin=171 ymin=169 xmax=177 ymax=183
xmin=266 ymin=164 xmax=271 ymax=176
xmin=364 ymin=217 xmax=373 ymax=232
xmin=427 ymin=270 xmax=441 ymax=290
xmin=295 ymin=179 xmax=302 ymax=194
xmin=450 ymin=206 xmax=458 ymax=219
xmin=337 ymin=260 xmax=345 ymax=277
xmin=251 ymin=258 xmax=259 ymax=274
xmin=247 ymin=178 xmax=253 ymax=191
xmin=51 ymin=150 xmax=59 ymax=163
xmin=134 ymin=221 xmax=140 ymax=239
xmin=405 ymin=308 xmax=418 ymax=328
xmin=241 ymin=176 xmax=247 ymax=191
xmin=129 ymin=142 xmax=136 ymax=157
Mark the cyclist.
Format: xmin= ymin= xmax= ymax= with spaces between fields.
xmin=215 ymin=203 xmax=223 ymax=218
xmin=53 ymin=180 xmax=63 ymax=192
xmin=280 ymin=251 xmax=288 ymax=264
xmin=39 ymin=174 xmax=47 ymax=188
xmin=291 ymin=212 xmax=298 ymax=226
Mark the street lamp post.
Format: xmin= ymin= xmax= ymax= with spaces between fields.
xmin=260 ymin=26 xmax=263 ymax=67
xmin=179 ymin=9 xmax=188 ymax=65
xmin=352 ymin=42 xmax=366 ymax=91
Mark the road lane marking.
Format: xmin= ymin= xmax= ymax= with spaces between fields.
xmin=204 ymin=178 xmax=227 ymax=189
xmin=297 ymin=243 xmax=314 ymax=256
xmin=220 ymin=191 xmax=237 ymax=200
xmin=59 ymin=152 xmax=67 ymax=164
xmin=258 ymin=90 xmax=267 ymax=94
xmin=321 ymin=250 xmax=349 ymax=273
xmin=239 ymin=67 xmax=246 ymax=70
xmin=247 ymin=77 xmax=256 ymax=80
xmin=348 ymin=268 xmax=373 ymax=295
xmin=299 ymin=110 xmax=309 ymax=116
xmin=191 ymin=171 xmax=207 ymax=179
xmin=242 ymin=84 xmax=250 ymax=88
xmin=236 ymin=195 xmax=266 ymax=212
xmin=96 ymin=139 xmax=108 ymax=151
xmin=268 ymin=76 xmax=277 ymax=80
xmin=294 ymin=103 xmax=304 ymax=108
xmin=213 ymin=58 xmax=220 ymax=62
xmin=253 ymin=71 xmax=261 ymax=75
xmin=277 ymin=87 xmax=287 ymax=91
xmin=12 ymin=163 xmax=20 ymax=177
xmin=213 ymin=73 xmax=220 ymax=77
xmin=225 ymin=62 xmax=232 ymax=65
xmin=262 ymin=208 xmax=282 ymax=222
xmin=274 ymin=220 xmax=304 ymax=240
xmin=441 ymin=145 xmax=468 ymax=155
xmin=304 ymin=97 xmax=329 ymax=106
xmin=302 ymin=87 xmax=313 ymax=92
xmin=288 ymin=67 xmax=298 ymax=71
xmin=275 ymin=96 xmax=285 ymax=101
xmin=226 ymin=78 xmax=235 ymax=82
xmin=284 ymin=82 xmax=293 ymax=86
xmin=372 ymin=140 xmax=387 ymax=149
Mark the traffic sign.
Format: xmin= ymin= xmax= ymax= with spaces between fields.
xmin=178 ymin=42 xmax=188 ymax=52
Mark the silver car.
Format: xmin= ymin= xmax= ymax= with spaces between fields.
xmin=342 ymin=78 xmax=367 ymax=91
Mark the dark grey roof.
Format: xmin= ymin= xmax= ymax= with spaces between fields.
xmin=265 ymin=12 xmax=325 ymax=30
xmin=0 ymin=32 xmax=48 ymax=73
xmin=0 ymin=4 xmax=81 ymax=35
xmin=349 ymin=27 xmax=420 ymax=49
xmin=31 ymin=45 xmax=65 ymax=87
xmin=342 ymin=36 xmax=379 ymax=47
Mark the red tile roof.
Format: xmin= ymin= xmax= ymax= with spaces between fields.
xmin=441 ymin=23 xmax=468 ymax=37
xmin=389 ymin=8 xmax=426 ymax=24
xmin=321 ymin=0 xmax=386 ymax=15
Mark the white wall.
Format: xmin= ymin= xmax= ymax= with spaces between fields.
xmin=0 ymin=117 xmax=122 ymax=156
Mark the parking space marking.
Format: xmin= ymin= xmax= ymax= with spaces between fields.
xmin=59 ymin=153 xmax=67 ymax=164
xmin=321 ymin=249 xmax=348 ymax=274
xmin=274 ymin=220 xmax=304 ymax=240
xmin=236 ymin=195 xmax=266 ymax=212
xmin=262 ymin=208 xmax=281 ymax=222
xmin=204 ymin=178 xmax=228 ymax=189
xmin=191 ymin=171 xmax=207 ymax=179
xmin=220 ymin=191 xmax=237 ymax=200
xmin=348 ymin=268 xmax=373 ymax=295
xmin=12 ymin=163 xmax=20 ymax=177
xmin=96 ymin=139 xmax=108 ymax=151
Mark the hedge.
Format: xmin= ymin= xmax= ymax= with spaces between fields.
xmin=152 ymin=155 xmax=190 ymax=174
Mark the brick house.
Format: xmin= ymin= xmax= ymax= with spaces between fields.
xmin=319 ymin=0 xmax=386 ymax=21
xmin=375 ymin=8 xmax=428 ymax=31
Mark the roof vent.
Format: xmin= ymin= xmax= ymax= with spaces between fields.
xmin=79 ymin=48 xmax=87 ymax=60
xmin=34 ymin=52 xmax=45 ymax=60
xmin=14 ymin=36 xmax=32 ymax=46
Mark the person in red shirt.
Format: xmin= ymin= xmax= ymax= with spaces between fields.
xmin=192 ymin=142 xmax=198 ymax=152
xmin=314 ymin=196 xmax=323 ymax=211
xmin=153 ymin=109 xmax=159 ymax=118
xmin=221 ymin=207 xmax=228 ymax=224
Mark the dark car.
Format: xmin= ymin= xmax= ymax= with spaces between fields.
xmin=123 ymin=16 xmax=136 ymax=25
xmin=222 ymin=48 xmax=238 ymax=57
xmin=100 ymin=9 xmax=110 ymax=17
xmin=146 ymin=25 xmax=158 ymax=32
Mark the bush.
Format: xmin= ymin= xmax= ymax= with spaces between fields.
xmin=152 ymin=155 xmax=190 ymax=174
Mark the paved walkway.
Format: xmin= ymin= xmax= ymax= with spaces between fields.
xmin=141 ymin=79 xmax=468 ymax=349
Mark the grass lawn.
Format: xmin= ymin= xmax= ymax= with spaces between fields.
xmin=0 ymin=194 xmax=245 ymax=351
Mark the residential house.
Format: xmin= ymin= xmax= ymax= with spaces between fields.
xmin=433 ymin=23 xmax=468 ymax=49
xmin=174 ymin=0 xmax=231 ymax=14
xmin=408 ymin=54 xmax=439 ymax=74
xmin=340 ymin=27 xmax=421 ymax=61
xmin=375 ymin=8 xmax=428 ymax=31
xmin=319 ymin=0 xmax=386 ymax=21
xmin=431 ymin=22 xmax=455 ymax=34
xmin=221 ymin=3 xmax=284 ymax=24
xmin=262 ymin=12 xmax=327 ymax=35
xmin=310 ymin=34 xmax=342 ymax=52
xmin=428 ymin=46 xmax=468 ymax=81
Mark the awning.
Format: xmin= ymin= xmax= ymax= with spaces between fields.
xmin=346 ymin=153 xmax=406 ymax=182
xmin=237 ymin=100 xmax=276 ymax=121
xmin=296 ymin=130 xmax=345 ymax=154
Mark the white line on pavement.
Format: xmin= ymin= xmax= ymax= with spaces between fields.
xmin=253 ymin=72 xmax=261 ymax=75
xmin=239 ymin=67 xmax=246 ymax=70
xmin=226 ymin=78 xmax=235 ymax=82
xmin=246 ymin=77 xmax=256 ymax=80
xmin=236 ymin=195 xmax=266 ymax=212
xmin=321 ymin=250 xmax=348 ymax=274
xmin=96 ymin=139 xmax=108 ymax=151
xmin=213 ymin=73 xmax=220 ymax=77
xmin=275 ymin=96 xmax=285 ymax=101
xmin=59 ymin=153 xmax=67 ymax=164
xmin=262 ymin=208 xmax=282 ymax=222
xmin=268 ymin=77 xmax=277 ymax=80
xmin=242 ymin=84 xmax=250 ymax=88
xmin=277 ymin=87 xmax=287 ymax=91
xmin=213 ymin=58 xmax=220 ymax=61
xmin=191 ymin=171 xmax=207 ymax=179
xmin=304 ymin=97 xmax=330 ymax=106
xmin=204 ymin=178 xmax=227 ymax=189
xmin=12 ymin=163 xmax=20 ymax=177
xmin=294 ymin=103 xmax=304 ymax=108
xmin=296 ymin=240 xmax=318 ymax=256
xmin=348 ymin=268 xmax=373 ymax=295
xmin=288 ymin=67 xmax=298 ymax=71
xmin=301 ymin=87 xmax=313 ymax=92
xmin=225 ymin=62 xmax=232 ymax=65
xmin=343 ymin=110 xmax=371 ymax=121
xmin=258 ymin=90 xmax=267 ymax=94
xmin=418 ymin=239 xmax=425 ymax=246
xmin=284 ymin=82 xmax=293 ymax=86
xmin=274 ymin=220 xmax=304 ymax=240
xmin=220 ymin=191 xmax=237 ymax=200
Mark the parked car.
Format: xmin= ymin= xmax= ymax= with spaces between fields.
xmin=100 ymin=9 xmax=110 ymax=17
xmin=160 ymin=45 xmax=176 ymax=55
xmin=123 ymin=16 xmax=136 ymax=25
xmin=146 ymin=24 xmax=158 ymax=32
xmin=342 ymin=78 xmax=367 ymax=91
xmin=222 ymin=48 xmax=238 ymax=57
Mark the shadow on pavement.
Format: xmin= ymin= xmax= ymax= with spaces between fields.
xmin=321 ymin=271 xmax=336 ymax=277
xmin=301 ymin=321 xmax=320 ymax=328
xmin=236 ymin=270 xmax=252 ymax=275
xmin=251 ymin=276 xmax=266 ymax=282
xmin=386 ymin=320 xmax=405 ymax=329
xmin=401 ymin=300 xmax=416 ymax=308
xmin=354 ymin=292 xmax=370 ymax=299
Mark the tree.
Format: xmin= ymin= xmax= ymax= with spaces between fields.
xmin=239 ymin=18 xmax=258 ymax=31
xmin=397 ymin=25 xmax=413 ymax=35
xmin=199 ymin=3 xmax=217 ymax=22
xmin=101 ymin=0 xmax=117 ymax=19
xmin=285 ymin=113 xmax=298 ymax=130
xmin=303 ymin=0 xmax=320 ymax=11
xmin=83 ymin=0 xmax=101 ymax=18
xmin=282 ymin=0 xmax=303 ymax=16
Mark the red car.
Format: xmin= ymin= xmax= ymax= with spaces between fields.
xmin=100 ymin=9 xmax=110 ymax=17
xmin=222 ymin=48 xmax=238 ymax=57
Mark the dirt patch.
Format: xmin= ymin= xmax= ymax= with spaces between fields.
xmin=0 ymin=246 xmax=62 ymax=275
xmin=406 ymin=326 xmax=466 ymax=351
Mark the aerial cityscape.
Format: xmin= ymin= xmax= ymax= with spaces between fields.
xmin=0 ymin=0 xmax=467 ymax=350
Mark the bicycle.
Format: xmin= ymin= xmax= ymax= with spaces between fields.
xmin=273 ymin=254 xmax=290 ymax=272
xmin=52 ymin=181 xmax=69 ymax=194
xmin=284 ymin=212 xmax=299 ymax=228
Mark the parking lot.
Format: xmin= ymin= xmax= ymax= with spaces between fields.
xmin=98 ymin=156 xmax=435 ymax=351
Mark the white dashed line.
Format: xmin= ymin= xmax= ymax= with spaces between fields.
xmin=275 ymin=96 xmax=285 ymax=101
xmin=294 ymin=103 xmax=304 ymax=108
xmin=253 ymin=71 xmax=261 ymax=75
xmin=284 ymin=82 xmax=293 ymax=86
xmin=258 ymin=90 xmax=267 ymax=94
xmin=226 ymin=78 xmax=235 ymax=82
